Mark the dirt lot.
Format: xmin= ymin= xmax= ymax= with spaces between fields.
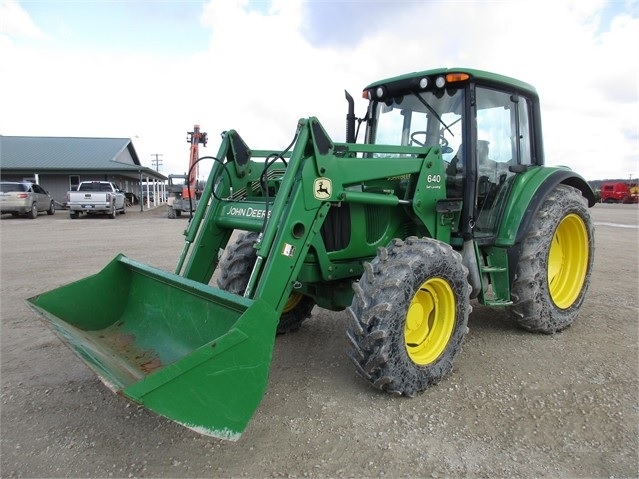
xmin=1 ymin=203 xmax=637 ymax=478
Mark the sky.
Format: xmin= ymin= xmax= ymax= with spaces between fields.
xmin=1 ymin=0 xmax=638 ymax=182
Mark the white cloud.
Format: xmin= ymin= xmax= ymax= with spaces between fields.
xmin=0 ymin=0 xmax=46 ymax=39
xmin=0 ymin=0 xmax=636 ymax=182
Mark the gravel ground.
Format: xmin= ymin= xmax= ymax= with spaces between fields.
xmin=1 ymin=203 xmax=637 ymax=478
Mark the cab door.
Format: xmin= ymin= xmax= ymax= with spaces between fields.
xmin=473 ymin=86 xmax=534 ymax=239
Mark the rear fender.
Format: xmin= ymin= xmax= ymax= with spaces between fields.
xmin=496 ymin=167 xmax=594 ymax=247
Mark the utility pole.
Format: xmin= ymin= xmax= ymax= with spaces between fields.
xmin=151 ymin=153 xmax=163 ymax=171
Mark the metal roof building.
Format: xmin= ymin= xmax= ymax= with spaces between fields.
xmin=0 ymin=136 xmax=166 ymax=207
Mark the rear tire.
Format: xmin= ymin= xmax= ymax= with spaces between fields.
xmin=47 ymin=201 xmax=55 ymax=215
xmin=217 ymin=231 xmax=315 ymax=334
xmin=70 ymin=211 xmax=79 ymax=219
xmin=347 ymin=237 xmax=471 ymax=396
xmin=28 ymin=203 xmax=38 ymax=219
xmin=168 ymin=206 xmax=176 ymax=219
xmin=508 ymin=184 xmax=594 ymax=333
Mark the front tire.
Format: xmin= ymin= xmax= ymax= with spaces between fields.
xmin=278 ymin=292 xmax=315 ymax=334
xmin=217 ymin=232 xmax=315 ymax=334
xmin=509 ymin=184 xmax=594 ymax=333
xmin=347 ymin=237 xmax=471 ymax=396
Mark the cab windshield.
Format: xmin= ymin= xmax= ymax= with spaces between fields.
xmin=367 ymin=89 xmax=464 ymax=164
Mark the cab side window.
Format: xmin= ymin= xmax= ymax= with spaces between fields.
xmin=476 ymin=88 xmax=514 ymax=184
xmin=518 ymin=98 xmax=532 ymax=166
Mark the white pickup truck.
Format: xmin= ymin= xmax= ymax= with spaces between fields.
xmin=67 ymin=181 xmax=126 ymax=219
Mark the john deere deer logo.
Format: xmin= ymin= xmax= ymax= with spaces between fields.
xmin=313 ymin=178 xmax=332 ymax=200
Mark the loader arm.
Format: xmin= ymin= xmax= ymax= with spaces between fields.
xmin=177 ymin=117 xmax=451 ymax=315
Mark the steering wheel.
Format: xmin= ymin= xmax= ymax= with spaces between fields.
xmin=410 ymin=131 xmax=449 ymax=150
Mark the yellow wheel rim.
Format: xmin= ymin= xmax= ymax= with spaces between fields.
xmin=404 ymin=277 xmax=455 ymax=365
xmin=283 ymin=292 xmax=303 ymax=313
xmin=547 ymin=213 xmax=589 ymax=309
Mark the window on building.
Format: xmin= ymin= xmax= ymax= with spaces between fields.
xmin=69 ymin=175 xmax=80 ymax=190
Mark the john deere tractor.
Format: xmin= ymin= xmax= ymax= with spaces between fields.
xmin=28 ymin=68 xmax=595 ymax=440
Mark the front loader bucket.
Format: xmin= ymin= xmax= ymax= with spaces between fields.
xmin=27 ymin=255 xmax=279 ymax=441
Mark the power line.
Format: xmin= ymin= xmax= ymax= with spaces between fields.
xmin=150 ymin=153 xmax=163 ymax=171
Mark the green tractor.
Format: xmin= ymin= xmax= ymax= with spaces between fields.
xmin=28 ymin=68 xmax=595 ymax=440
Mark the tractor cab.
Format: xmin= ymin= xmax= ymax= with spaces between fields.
xmin=361 ymin=69 xmax=541 ymax=243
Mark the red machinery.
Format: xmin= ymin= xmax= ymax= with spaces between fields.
xmin=184 ymin=124 xmax=208 ymax=201
xmin=167 ymin=125 xmax=208 ymax=218
xmin=600 ymin=181 xmax=639 ymax=204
